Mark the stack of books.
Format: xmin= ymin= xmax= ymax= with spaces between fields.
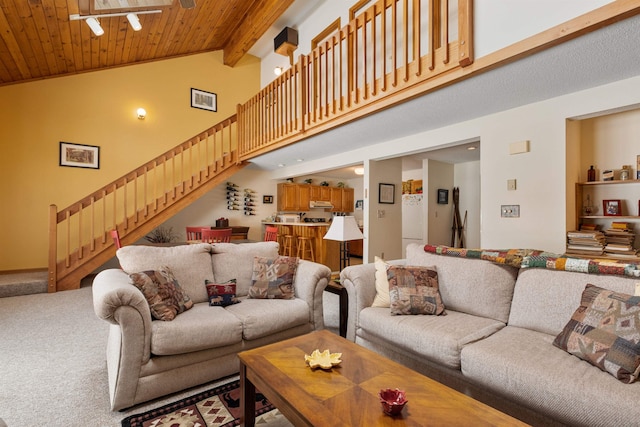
xmin=566 ymin=227 xmax=606 ymax=256
xmin=604 ymin=222 xmax=637 ymax=258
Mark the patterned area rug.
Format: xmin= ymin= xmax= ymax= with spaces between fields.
xmin=121 ymin=379 xmax=285 ymax=427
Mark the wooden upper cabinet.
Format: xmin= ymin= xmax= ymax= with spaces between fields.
xmin=277 ymin=183 xmax=310 ymax=211
xmin=330 ymin=187 xmax=343 ymax=212
xmin=298 ymin=185 xmax=311 ymax=211
xmin=342 ymin=187 xmax=354 ymax=212
xmin=310 ymin=185 xmax=331 ymax=201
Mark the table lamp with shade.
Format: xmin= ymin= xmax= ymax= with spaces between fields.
xmin=323 ymin=216 xmax=364 ymax=271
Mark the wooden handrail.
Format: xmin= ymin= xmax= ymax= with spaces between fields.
xmin=237 ymin=0 xmax=473 ymax=160
xmin=49 ymin=116 xmax=242 ymax=292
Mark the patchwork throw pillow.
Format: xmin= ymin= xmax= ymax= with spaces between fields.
xmin=205 ymin=279 xmax=240 ymax=307
xmin=553 ymin=284 xmax=640 ymax=384
xmin=130 ymin=266 xmax=194 ymax=321
xmin=249 ymin=256 xmax=298 ymax=299
xmin=388 ymin=265 xmax=446 ymax=316
xmin=372 ymin=256 xmax=391 ymax=308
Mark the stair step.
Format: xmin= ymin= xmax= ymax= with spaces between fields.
xmin=0 ymin=271 xmax=48 ymax=298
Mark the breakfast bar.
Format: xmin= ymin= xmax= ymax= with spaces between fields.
xmin=262 ymin=222 xmax=340 ymax=271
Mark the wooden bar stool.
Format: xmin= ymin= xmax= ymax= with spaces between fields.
xmin=296 ymin=236 xmax=315 ymax=261
xmin=280 ymin=225 xmax=295 ymax=256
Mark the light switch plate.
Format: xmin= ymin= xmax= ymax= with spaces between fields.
xmin=501 ymin=205 xmax=520 ymax=218
xmin=507 ymin=179 xmax=516 ymax=191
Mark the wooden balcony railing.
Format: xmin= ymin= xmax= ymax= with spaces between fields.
xmin=48 ymin=116 xmax=245 ymax=291
xmin=238 ymin=0 xmax=473 ymax=159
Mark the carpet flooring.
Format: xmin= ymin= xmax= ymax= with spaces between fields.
xmin=121 ymin=379 xmax=291 ymax=427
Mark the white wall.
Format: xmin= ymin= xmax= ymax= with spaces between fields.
xmin=426 ymin=160 xmax=454 ymax=246
xmin=455 ymin=160 xmax=481 ymax=248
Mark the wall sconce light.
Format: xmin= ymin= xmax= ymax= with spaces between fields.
xmin=354 ymin=167 xmax=364 ymax=175
xmin=274 ymin=66 xmax=284 ymax=76
xmin=136 ymin=108 xmax=147 ymax=120
xmin=69 ymin=10 xmax=161 ymax=36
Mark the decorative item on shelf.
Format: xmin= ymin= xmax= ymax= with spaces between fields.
xmin=379 ymin=388 xmax=408 ymax=416
xmin=587 ymin=165 xmax=596 ymax=182
xmin=215 ymin=217 xmax=229 ymax=228
xmin=320 ymin=181 xmax=329 ymax=186
xmin=337 ymin=181 xmax=346 ymax=188
xmin=602 ymin=170 xmax=614 ymax=181
xmin=304 ymin=178 xmax=312 ymax=184
xmin=304 ymin=349 xmax=342 ymax=370
xmin=603 ymin=199 xmax=622 ymax=216
xmin=620 ymin=165 xmax=630 ymax=181
xmin=286 ymin=178 xmax=294 ymax=183
xmin=582 ymin=195 xmax=597 ymax=216
xmin=226 ymin=182 xmax=239 ymax=211
xmin=243 ymin=188 xmax=256 ymax=216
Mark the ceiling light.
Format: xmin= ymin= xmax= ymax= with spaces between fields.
xmin=467 ymin=146 xmax=477 ymax=150
xmin=274 ymin=67 xmax=284 ymax=76
xmin=85 ymin=17 xmax=104 ymax=36
xmin=354 ymin=167 xmax=364 ymax=175
xmin=277 ymin=163 xmax=285 ymax=168
xmin=136 ymin=108 xmax=147 ymax=120
xmin=296 ymin=158 xmax=304 ymax=162
xmin=126 ymin=13 xmax=142 ymax=31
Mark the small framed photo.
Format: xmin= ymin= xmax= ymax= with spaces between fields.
xmin=59 ymin=142 xmax=100 ymax=169
xmin=191 ymin=88 xmax=217 ymax=112
xmin=437 ymin=189 xmax=449 ymax=204
xmin=603 ymin=199 xmax=622 ymax=216
xmin=355 ymin=199 xmax=364 ymax=210
xmin=379 ymin=183 xmax=395 ymax=204
xmin=263 ymin=195 xmax=273 ymax=204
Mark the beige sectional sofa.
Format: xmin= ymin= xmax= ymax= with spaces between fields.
xmin=92 ymin=242 xmax=331 ymax=411
xmin=341 ymin=243 xmax=640 ymax=426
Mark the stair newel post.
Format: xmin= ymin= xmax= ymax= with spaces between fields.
xmin=48 ymin=204 xmax=58 ymax=293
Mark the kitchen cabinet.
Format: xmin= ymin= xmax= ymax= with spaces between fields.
xmin=311 ymin=185 xmax=331 ymax=202
xmin=349 ymin=227 xmax=364 ymax=257
xmin=330 ymin=187 xmax=343 ymax=212
xmin=277 ymin=183 xmax=310 ymax=212
xmin=342 ymin=187 xmax=354 ymax=212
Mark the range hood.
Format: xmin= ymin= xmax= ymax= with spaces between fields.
xmin=309 ymin=200 xmax=334 ymax=209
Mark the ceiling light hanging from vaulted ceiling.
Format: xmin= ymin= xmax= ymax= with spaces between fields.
xmin=69 ymin=9 xmax=161 ymax=36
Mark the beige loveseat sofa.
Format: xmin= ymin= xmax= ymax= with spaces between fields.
xmin=92 ymin=242 xmax=331 ymax=411
xmin=341 ymin=243 xmax=640 ymax=426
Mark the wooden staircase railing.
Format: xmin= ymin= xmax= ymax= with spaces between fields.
xmin=48 ymin=115 xmax=245 ymax=292
xmin=238 ymin=0 xmax=473 ymax=160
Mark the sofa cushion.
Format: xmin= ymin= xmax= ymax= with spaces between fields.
xmin=210 ymin=242 xmax=280 ymax=297
xmin=225 ymin=298 xmax=310 ymax=340
xmin=372 ymin=256 xmax=391 ymax=307
xmin=205 ymin=279 xmax=240 ymax=307
xmin=150 ymin=303 xmax=243 ymax=355
xmin=405 ymin=244 xmax=518 ymax=323
xmin=553 ymin=284 xmax=640 ymax=383
xmin=508 ymin=268 xmax=640 ymax=336
xmin=249 ymin=256 xmax=298 ymax=299
xmin=358 ymin=307 xmax=505 ymax=369
xmin=129 ymin=267 xmax=194 ymax=321
xmin=461 ymin=326 xmax=640 ymax=426
xmin=117 ymin=243 xmax=214 ymax=304
xmin=388 ymin=265 xmax=445 ymax=315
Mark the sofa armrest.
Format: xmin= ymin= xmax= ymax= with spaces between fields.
xmin=294 ymin=260 xmax=332 ymax=330
xmin=92 ymin=268 xmax=152 ymax=365
xmin=340 ymin=259 xmax=406 ymax=341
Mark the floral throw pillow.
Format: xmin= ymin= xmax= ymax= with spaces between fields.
xmin=388 ymin=265 xmax=446 ymax=316
xmin=205 ymin=279 xmax=240 ymax=307
xmin=553 ymin=284 xmax=640 ymax=384
xmin=249 ymin=256 xmax=298 ymax=299
xmin=129 ymin=266 xmax=194 ymax=321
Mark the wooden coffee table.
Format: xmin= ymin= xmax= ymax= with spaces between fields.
xmin=238 ymin=330 xmax=527 ymax=426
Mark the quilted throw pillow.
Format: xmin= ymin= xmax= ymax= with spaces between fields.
xmin=388 ymin=265 xmax=446 ymax=316
xmin=205 ymin=279 xmax=240 ymax=307
xmin=129 ymin=266 xmax=194 ymax=321
xmin=553 ymin=284 xmax=640 ymax=384
xmin=249 ymin=256 xmax=298 ymax=299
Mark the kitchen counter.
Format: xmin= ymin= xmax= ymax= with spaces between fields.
xmin=262 ymin=222 xmax=339 ymax=271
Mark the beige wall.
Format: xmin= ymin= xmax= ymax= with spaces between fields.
xmin=0 ymin=52 xmax=260 ymax=271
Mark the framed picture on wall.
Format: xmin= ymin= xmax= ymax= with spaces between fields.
xmin=263 ymin=195 xmax=273 ymax=204
xmin=190 ymin=88 xmax=217 ymax=112
xmin=437 ymin=189 xmax=449 ymax=204
xmin=59 ymin=142 xmax=100 ymax=169
xmin=379 ymin=183 xmax=395 ymax=204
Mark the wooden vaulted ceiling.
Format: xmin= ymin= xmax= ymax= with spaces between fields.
xmin=0 ymin=0 xmax=293 ymax=86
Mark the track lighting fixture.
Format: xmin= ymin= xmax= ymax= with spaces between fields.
xmin=69 ymin=10 xmax=161 ymax=36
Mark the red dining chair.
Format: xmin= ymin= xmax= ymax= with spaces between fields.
xmin=110 ymin=229 xmax=122 ymax=249
xmin=186 ymin=226 xmax=208 ymax=242
xmin=201 ymin=228 xmax=232 ymax=243
xmin=264 ymin=225 xmax=278 ymax=242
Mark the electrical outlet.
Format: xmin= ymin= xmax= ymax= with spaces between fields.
xmin=507 ymin=179 xmax=517 ymax=191
xmin=501 ymin=205 xmax=520 ymax=218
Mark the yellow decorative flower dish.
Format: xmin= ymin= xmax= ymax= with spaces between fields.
xmin=304 ymin=349 xmax=342 ymax=370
